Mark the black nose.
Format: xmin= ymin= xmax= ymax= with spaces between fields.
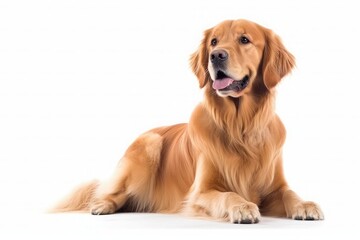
xmin=210 ymin=50 xmax=228 ymax=65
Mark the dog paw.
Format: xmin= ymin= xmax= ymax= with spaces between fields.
xmin=228 ymin=202 xmax=260 ymax=224
xmin=90 ymin=200 xmax=117 ymax=215
xmin=291 ymin=201 xmax=324 ymax=220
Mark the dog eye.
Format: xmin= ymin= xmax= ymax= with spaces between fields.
xmin=211 ymin=38 xmax=218 ymax=46
xmin=240 ymin=36 xmax=250 ymax=44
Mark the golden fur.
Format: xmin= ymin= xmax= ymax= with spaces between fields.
xmin=53 ymin=19 xmax=323 ymax=223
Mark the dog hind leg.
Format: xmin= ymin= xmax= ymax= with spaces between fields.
xmin=91 ymin=132 xmax=163 ymax=215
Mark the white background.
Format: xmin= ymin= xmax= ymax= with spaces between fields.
xmin=1 ymin=0 xmax=359 ymax=239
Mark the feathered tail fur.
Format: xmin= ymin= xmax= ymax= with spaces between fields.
xmin=49 ymin=180 xmax=99 ymax=213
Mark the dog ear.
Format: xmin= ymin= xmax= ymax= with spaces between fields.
xmin=190 ymin=29 xmax=212 ymax=88
xmin=262 ymin=30 xmax=295 ymax=89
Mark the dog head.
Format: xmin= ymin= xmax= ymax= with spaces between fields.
xmin=190 ymin=19 xmax=295 ymax=98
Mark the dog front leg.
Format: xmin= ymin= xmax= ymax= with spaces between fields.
xmin=185 ymin=156 xmax=260 ymax=224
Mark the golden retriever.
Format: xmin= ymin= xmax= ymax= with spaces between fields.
xmin=53 ymin=19 xmax=324 ymax=224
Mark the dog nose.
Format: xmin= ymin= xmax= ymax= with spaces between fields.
xmin=210 ymin=50 xmax=228 ymax=65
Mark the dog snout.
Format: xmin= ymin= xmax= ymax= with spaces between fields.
xmin=210 ymin=49 xmax=228 ymax=67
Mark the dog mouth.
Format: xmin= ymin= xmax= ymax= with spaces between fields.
xmin=212 ymin=70 xmax=249 ymax=92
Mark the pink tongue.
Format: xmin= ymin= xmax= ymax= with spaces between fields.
xmin=212 ymin=78 xmax=234 ymax=90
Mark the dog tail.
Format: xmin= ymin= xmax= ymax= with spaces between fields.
xmin=49 ymin=179 xmax=99 ymax=213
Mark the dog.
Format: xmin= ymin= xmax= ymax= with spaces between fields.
xmin=53 ymin=19 xmax=324 ymax=224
